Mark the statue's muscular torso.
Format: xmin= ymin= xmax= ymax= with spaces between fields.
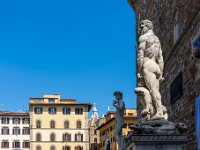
xmin=139 ymin=31 xmax=161 ymax=63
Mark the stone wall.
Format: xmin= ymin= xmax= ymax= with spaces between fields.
xmin=129 ymin=0 xmax=200 ymax=149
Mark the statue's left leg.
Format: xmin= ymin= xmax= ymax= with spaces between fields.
xmin=143 ymin=67 xmax=164 ymax=119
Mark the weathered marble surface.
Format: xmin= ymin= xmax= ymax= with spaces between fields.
xmin=136 ymin=19 xmax=167 ymax=121
xmin=113 ymin=91 xmax=125 ymax=150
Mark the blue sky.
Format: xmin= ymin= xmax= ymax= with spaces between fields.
xmin=0 ymin=0 xmax=136 ymax=117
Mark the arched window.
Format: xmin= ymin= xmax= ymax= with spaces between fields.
xmin=75 ymin=133 xmax=83 ymax=142
xmin=50 ymin=120 xmax=55 ymax=128
xmin=36 ymin=133 xmax=41 ymax=141
xmin=76 ymin=120 xmax=81 ymax=129
xmin=50 ymin=133 xmax=56 ymax=141
xmin=63 ymin=146 xmax=71 ymax=150
xmin=75 ymin=146 xmax=83 ymax=150
xmin=36 ymin=120 xmax=41 ymax=128
xmin=36 ymin=145 xmax=41 ymax=150
xmin=63 ymin=133 xmax=71 ymax=142
xmin=64 ymin=121 xmax=69 ymax=129
xmin=50 ymin=145 xmax=55 ymax=150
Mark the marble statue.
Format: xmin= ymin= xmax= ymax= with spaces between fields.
xmin=136 ymin=19 xmax=167 ymax=120
xmin=104 ymin=135 xmax=110 ymax=150
xmin=113 ymin=91 xmax=125 ymax=150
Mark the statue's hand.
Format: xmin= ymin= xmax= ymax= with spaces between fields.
xmin=113 ymin=100 xmax=117 ymax=106
xmin=137 ymin=73 xmax=143 ymax=79
xmin=159 ymin=77 xmax=165 ymax=83
xmin=155 ymin=71 xmax=161 ymax=79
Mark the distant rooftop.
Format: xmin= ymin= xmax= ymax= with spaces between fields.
xmin=29 ymin=94 xmax=92 ymax=111
xmin=0 ymin=111 xmax=29 ymax=116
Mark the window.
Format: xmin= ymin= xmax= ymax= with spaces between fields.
xmin=23 ymin=127 xmax=30 ymax=135
xmin=75 ymin=146 xmax=83 ymax=150
xmin=13 ymin=118 xmax=20 ymax=124
xmin=63 ymin=133 xmax=71 ymax=142
xmin=13 ymin=141 xmax=20 ymax=148
xmin=173 ymin=9 xmax=180 ymax=44
xmin=128 ymin=113 xmax=133 ymax=116
xmin=48 ymin=99 xmax=55 ymax=103
xmin=36 ymin=120 xmax=41 ymax=128
xmin=2 ymin=127 xmax=9 ymax=135
xmin=110 ymin=126 xmax=113 ymax=132
xmin=36 ymin=145 xmax=41 ymax=150
xmin=63 ymin=146 xmax=71 ymax=150
xmin=94 ymin=138 xmax=97 ymax=143
xmin=36 ymin=133 xmax=41 ymax=141
xmin=193 ymin=36 xmax=200 ymax=58
xmin=171 ymin=72 xmax=183 ymax=104
xmin=23 ymin=141 xmax=30 ymax=148
xmin=64 ymin=121 xmax=69 ymax=129
xmin=34 ymin=100 xmax=41 ymax=103
xmin=50 ymin=133 xmax=56 ymax=141
xmin=34 ymin=107 xmax=43 ymax=114
xmin=50 ymin=120 xmax=55 ymax=128
xmin=94 ymin=129 xmax=97 ymax=135
xmin=49 ymin=107 xmax=57 ymax=114
xmin=76 ymin=121 xmax=82 ymax=129
xmin=13 ymin=127 xmax=20 ymax=135
xmin=75 ymin=133 xmax=83 ymax=142
xmin=22 ymin=118 xmax=30 ymax=124
xmin=63 ymin=108 xmax=71 ymax=114
xmin=1 ymin=141 xmax=9 ymax=148
xmin=75 ymin=108 xmax=83 ymax=115
xmin=50 ymin=145 xmax=56 ymax=150
xmin=1 ymin=118 xmax=9 ymax=124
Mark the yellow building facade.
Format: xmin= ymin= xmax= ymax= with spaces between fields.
xmin=29 ymin=94 xmax=92 ymax=150
xmin=96 ymin=109 xmax=137 ymax=150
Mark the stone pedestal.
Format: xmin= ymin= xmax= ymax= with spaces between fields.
xmin=125 ymin=134 xmax=187 ymax=150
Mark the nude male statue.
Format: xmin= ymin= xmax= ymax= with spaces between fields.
xmin=137 ymin=19 xmax=165 ymax=120
xmin=113 ymin=91 xmax=125 ymax=150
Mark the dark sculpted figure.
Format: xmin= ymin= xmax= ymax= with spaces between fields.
xmin=113 ymin=91 xmax=125 ymax=150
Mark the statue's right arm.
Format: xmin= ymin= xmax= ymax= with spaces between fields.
xmin=137 ymin=36 xmax=146 ymax=74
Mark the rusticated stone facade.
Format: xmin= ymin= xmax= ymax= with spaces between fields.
xmin=128 ymin=0 xmax=200 ymax=149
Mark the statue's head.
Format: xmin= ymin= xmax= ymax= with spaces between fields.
xmin=114 ymin=91 xmax=123 ymax=100
xmin=140 ymin=19 xmax=153 ymax=35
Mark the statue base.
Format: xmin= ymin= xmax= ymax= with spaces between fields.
xmin=125 ymin=134 xmax=187 ymax=150
xmin=124 ymin=120 xmax=188 ymax=150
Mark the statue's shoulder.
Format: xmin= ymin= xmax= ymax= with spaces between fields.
xmin=139 ymin=34 xmax=148 ymax=43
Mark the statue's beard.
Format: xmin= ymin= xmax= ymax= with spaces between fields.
xmin=140 ymin=29 xmax=148 ymax=35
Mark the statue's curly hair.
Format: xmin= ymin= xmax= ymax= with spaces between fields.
xmin=114 ymin=91 xmax=123 ymax=98
xmin=141 ymin=19 xmax=153 ymax=30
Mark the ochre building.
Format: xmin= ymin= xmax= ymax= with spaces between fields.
xmin=29 ymin=94 xmax=92 ymax=150
xmin=96 ymin=108 xmax=137 ymax=150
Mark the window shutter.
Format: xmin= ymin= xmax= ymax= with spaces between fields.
xmin=75 ymin=134 xmax=77 ymax=141
xmin=13 ymin=142 xmax=14 ymax=148
xmin=23 ymin=142 xmax=24 ymax=148
xmin=8 ymin=129 xmax=9 ymax=134
xmin=70 ymin=134 xmax=71 ymax=141
xmin=29 ymin=128 xmax=30 ymax=134
xmin=81 ymin=134 xmax=83 ymax=141
xmin=19 ymin=142 xmax=20 ymax=148
xmin=1 ymin=128 xmax=3 ymax=134
xmin=19 ymin=129 xmax=20 ymax=134
xmin=13 ymin=129 xmax=14 ymax=134
xmin=23 ymin=129 xmax=24 ymax=135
